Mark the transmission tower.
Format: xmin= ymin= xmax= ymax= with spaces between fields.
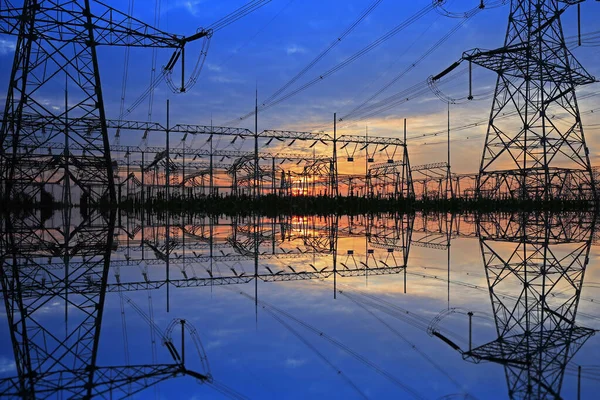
xmin=464 ymin=212 xmax=596 ymax=399
xmin=469 ymin=0 xmax=596 ymax=201
xmin=0 ymin=208 xmax=115 ymax=397
xmin=0 ymin=0 xmax=210 ymax=206
xmin=0 ymin=207 xmax=211 ymax=398
xmin=432 ymin=1 xmax=598 ymax=201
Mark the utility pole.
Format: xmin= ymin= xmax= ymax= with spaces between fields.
xmin=272 ymin=157 xmax=276 ymax=195
xmin=209 ymin=115 xmax=214 ymax=196
xmin=166 ymin=99 xmax=170 ymax=203
xmin=182 ymin=139 xmax=186 ymax=197
xmin=402 ymin=118 xmax=412 ymax=200
xmin=468 ymin=311 xmax=473 ymax=352
xmin=333 ymin=113 xmax=339 ymax=197
xmin=365 ymin=126 xmax=370 ymax=198
xmin=577 ymin=365 xmax=581 ymax=400
xmin=254 ymin=86 xmax=259 ymax=199
xmin=141 ymin=151 xmax=145 ymax=205
xmin=63 ymin=84 xmax=71 ymax=207
xmin=181 ymin=320 xmax=186 ymax=366
xmin=447 ymin=101 xmax=453 ymax=200
xmin=166 ymin=99 xmax=170 ymax=313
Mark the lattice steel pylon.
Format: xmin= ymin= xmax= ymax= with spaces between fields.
xmin=0 ymin=208 xmax=116 ymax=398
xmin=466 ymin=0 xmax=597 ymax=201
xmin=0 ymin=208 xmax=212 ymax=398
xmin=465 ymin=212 xmax=596 ymax=399
xmin=0 ymin=0 xmax=210 ymax=206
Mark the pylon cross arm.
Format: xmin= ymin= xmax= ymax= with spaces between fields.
xmin=0 ymin=1 xmax=194 ymax=49
xmin=463 ymin=43 xmax=595 ymax=85
xmin=558 ymin=0 xmax=586 ymax=4
xmin=90 ymin=2 xmax=185 ymax=48
xmin=0 ymin=364 xmax=190 ymax=398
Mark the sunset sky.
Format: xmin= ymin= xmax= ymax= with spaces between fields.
xmin=1 ymin=0 xmax=599 ymax=174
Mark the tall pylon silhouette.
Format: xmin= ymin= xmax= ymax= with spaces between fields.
xmin=468 ymin=1 xmax=596 ymax=201
xmin=0 ymin=1 xmax=210 ymax=206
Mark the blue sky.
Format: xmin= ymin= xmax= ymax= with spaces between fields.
xmin=1 ymin=0 xmax=599 ymax=172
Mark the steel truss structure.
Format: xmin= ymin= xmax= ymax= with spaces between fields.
xmin=90 ymin=121 xmax=413 ymax=202
xmin=110 ymin=145 xmax=331 ymax=201
xmin=0 ymin=0 xmax=209 ymax=206
xmin=430 ymin=0 xmax=599 ymax=202
xmin=464 ymin=212 xmax=596 ymax=399
xmin=411 ymin=162 xmax=452 ymax=200
xmin=3 ymin=206 xmax=600 ymax=398
xmin=3 ymin=2 xmax=600 ymax=205
xmin=0 ymin=207 xmax=211 ymax=398
xmin=0 ymin=112 xmax=416 ymax=202
xmin=1 ymin=111 xmax=414 ymax=202
xmin=469 ymin=0 xmax=596 ymax=201
xmin=103 ymin=212 xmax=414 ymax=292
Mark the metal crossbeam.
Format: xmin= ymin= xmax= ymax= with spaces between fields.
xmin=465 ymin=211 xmax=596 ymax=399
xmin=471 ymin=0 xmax=596 ymax=201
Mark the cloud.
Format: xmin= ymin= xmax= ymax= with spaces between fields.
xmin=183 ymin=0 xmax=205 ymax=17
xmin=210 ymin=75 xmax=243 ymax=84
xmin=206 ymin=63 xmax=222 ymax=72
xmin=205 ymin=340 xmax=224 ymax=350
xmin=0 ymin=357 xmax=16 ymax=374
xmin=286 ymin=44 xmax=307 ymax=55
xmin=0 ymin=39 xmax=16 ymax=55
xmin=284 ymin=358 xmax=306 ymax=368
xmin=210 ymin=328 xmax=244 ymax=338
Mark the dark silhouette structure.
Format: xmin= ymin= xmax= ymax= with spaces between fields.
xmin=471 ymin=0 xmax=596 ymax=200
xmin=0 ymin=0 xmax=209 ymax=205
xmin=464 ymin=212 xmax=596 ymax=399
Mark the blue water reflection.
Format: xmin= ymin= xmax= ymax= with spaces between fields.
xmin=0 ymin=211 xmax=598 ymax=399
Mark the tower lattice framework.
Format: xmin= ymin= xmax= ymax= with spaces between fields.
xmin=465 ymin=212 xmax=596 ymax=399
xmin=0 ymin=208 xmax=211 ymax=398
xmin=0 ymin=208 xmax=117 ymax=398
xmin=0 ymin=0 xmax=205 ymax=205
xmin=468 ymin=0 xmax=596 ymax=201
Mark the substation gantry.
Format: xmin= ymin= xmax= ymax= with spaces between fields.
xmin=103 ymin=212 xmax=414 ymax=292
xmin=2 ymin=115 xmax=415 ymax=203
xmin=101 ymin=120 xmax=414 ymax=202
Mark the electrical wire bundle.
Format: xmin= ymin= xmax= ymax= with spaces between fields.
xmin=224 ymin=0 xmax=438 ymax=126
xmin=119 ymin=0 xmax=273 ymax=121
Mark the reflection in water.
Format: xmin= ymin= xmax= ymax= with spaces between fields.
xmin=0 ymin=210 xmax=598 ymax=399
xmin=455 ymin=213 xmax=595 ymax=400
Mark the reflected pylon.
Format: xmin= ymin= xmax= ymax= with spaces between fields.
xmin=0 ymin=209 xmax=211 ymax=398
xmin=0 ymin=208 xmax=116 ymax=397
xmin=465 ymin=212 xmax=596 ymax=399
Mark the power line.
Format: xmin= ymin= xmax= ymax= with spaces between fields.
xmin=340 ymin=5 xmax=484 ymax=123
xmin=119 ymin=0 xmax=273 ymax=120
xmin=262 ymin=0 xmax=385 ymax=107
xmin=223 ymin=1 xmax=438 ymax=126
